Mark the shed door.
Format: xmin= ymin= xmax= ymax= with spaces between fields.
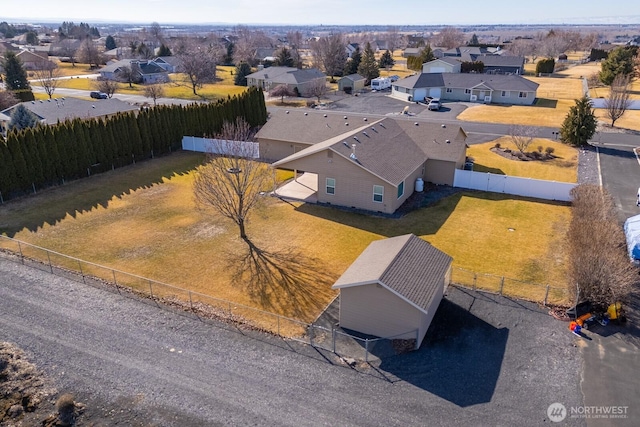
xmin=430 ymin=67 xmax=445 ymax=73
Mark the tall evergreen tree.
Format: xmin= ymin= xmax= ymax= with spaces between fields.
xmin=599 ymin=46 xmax=637 ymax=86
xmin=357 ymin=42 xmax=380 ymax=83
xmin=560 ymin=96 xmax=598 ymax=147
xmin=344 ymin=46 xmax=361 ymax=76
xmin=105 ymin=35 xmax=117 ymax=50
xmin=2 ymin=51 xmax=31 ymax=91
xmin=158 ymin=43 xmax=172 ymax=57
xmin=378 ymin=49 xmax=395 ymax=69
xmin=8 ymin=104 xmax=39 ymax=130
xmin=274 ymin=47 xmax=294 ymax=67
xmin=234 ymin=62 xmax=252 ymax=86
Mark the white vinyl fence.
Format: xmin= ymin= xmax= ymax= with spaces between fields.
xmin=453 ymin=169 xmax=576 ymax=202
xmin=182 ymin=136 xmax=259 ymax=158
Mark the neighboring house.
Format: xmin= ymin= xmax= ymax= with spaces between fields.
xmin=442 ymin=46 xmax=499 ymax=57
xmin=346 ymin=43 xmax=360 ymax=58
xmin=337 ymin=74 xmax=366 ymax=92
xmin=103 ymin=47 xmax=128 ymax=61
xmin=422 ymin=58 xmax=461 ymax=74
xmin=98 ymin=59 xmax=170 ymax=84
xmin=0 ymin=41 xmax=20 ymax=55
xmin=269 ymin=110 xmax=468 ymax=214
xmin=255 ymin=47 xmax=277 ymax=62
xmin=332 ymin=233 xmax=452 ymax=349
xmin=392 ymin=73 xmax=539 ymax=105
xmin=402 ymin=47 xmax=420 ymax=58
xmin=48 ymin=39 xmax=83 ymax=56
xmin=246 ymin=66 xmax=326 ymax=96
xmin=458 ymin=53 xmax=525 ymax=75
xmin=0 ymin=97 xmax=139 ymax=133
xmin=16 ymin=50 xmax=49 ymax=70
xmin=151 ymin=56 xmax=182 ymax=73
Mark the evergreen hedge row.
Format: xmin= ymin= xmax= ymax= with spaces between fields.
xmin=0 ymin=87 xmax=267 ymax=201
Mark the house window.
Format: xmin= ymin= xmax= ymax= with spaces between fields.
xmin=465 ymin=89 xmax=471 ymax=94
xmin=519 ymin=92 xmax=527 ymax=98
xmin=397 ymin=181 xmax=405 ymax=199
xmin=373 ymin=185 xmax=384 ymax=203
xmin=326 ymin=178 xmax=335 ymax=195
xmin=501 ymin=91 xmax=509 ymax=97
xmin=446 ymin=88 xmax=453 ymax=93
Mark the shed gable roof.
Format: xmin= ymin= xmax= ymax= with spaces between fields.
xmin=332 ymin=234 xmax=452 ymax=313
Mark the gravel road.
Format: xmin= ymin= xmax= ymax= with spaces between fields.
xmin=0 ymin=256 xmax=585 ymax=426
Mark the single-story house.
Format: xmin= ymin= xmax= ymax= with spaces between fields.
xmin=442 ymin=46 xmax=499 ymax=57
xmin=0 ymin=97 xmax=139 ymax=133
xmin=402 ymin=47 xmax=420 ymax=58
xmin=391 ymin=73 xmax=539 ymax=105
xmin=16 ymin=50 xmax=49 ymax=70
xmin=152 ymin=56 xmax=182 ymax=73
xmin=337 ymin=74 xmax=366 ymax=92
xmin=333 ymin=233 xmax=452 ymax=349
xmin=98 ymin=59 xmax=170 ymax=84
xmin=458 ymin=53 xmax=525 ymax=75
xmin=270 ymin=110 xmax=468 ymax=214
xmin=246 ymin=66 xmax=326 ymax=96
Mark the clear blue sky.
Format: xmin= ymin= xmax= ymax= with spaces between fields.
xmin=4 ymin=0 xmax=640 ymax=26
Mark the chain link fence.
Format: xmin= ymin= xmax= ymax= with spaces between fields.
xmin=0 ymin=236 xmax=570 ymax=361
xmin=450 ymin=266 xmax=570 ymax=306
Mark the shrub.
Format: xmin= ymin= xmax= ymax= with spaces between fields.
xmin=494 ymin=142 xmax=501 ymax=149
xmin=545 ymin=146 xmax=555 ymax=156
xmin=56 ymin=393 xmax=76 ymax=425
xmin=537 ymin=145 xmax=543 ymax=153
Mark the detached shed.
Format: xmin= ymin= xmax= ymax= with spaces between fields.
xmin=332 ymin=234 xmax=452 ymax=349
xmin=338 ymin=73 xmax=366 ymax=93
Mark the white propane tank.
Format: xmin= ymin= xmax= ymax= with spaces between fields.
xmin=415 ymin=178 xmax=424 ymax=192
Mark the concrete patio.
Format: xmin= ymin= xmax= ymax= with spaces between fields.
xmin=273 ymin=172 xmax=318 ymax=203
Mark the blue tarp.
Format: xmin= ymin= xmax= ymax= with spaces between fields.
xmin=624 ymin=214 xmax=640 ymax=261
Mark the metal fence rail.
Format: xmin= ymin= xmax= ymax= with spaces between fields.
xmin=0 ymin=235 xmax=570 ymax=361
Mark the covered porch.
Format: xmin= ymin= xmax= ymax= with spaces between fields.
xmin=273 ymin=172 xmax=318 ymax=203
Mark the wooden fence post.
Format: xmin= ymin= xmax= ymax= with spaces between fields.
xmin=544 ymin=285 xmax=550 ymax=306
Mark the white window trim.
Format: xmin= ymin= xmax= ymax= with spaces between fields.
xmin=464 ymin=88 xmax=471 ymax=94
xmin=373 ymin=185 xmax=384 ymax=203
xmin=446 ymin=87 xmax=453 ymax=93
xmin=326 ymin=177 xmax=335 ymax=195
xmin=502 ymin=90 xmax=509 ymax=97
xmin=519 ymin=91 xmax=527 ymax=98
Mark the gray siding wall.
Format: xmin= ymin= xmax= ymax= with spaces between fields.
xmin=417 ymin=276 xmax=445 ymax=347
xmin=339 ymin=284 xmax=422 ymax=340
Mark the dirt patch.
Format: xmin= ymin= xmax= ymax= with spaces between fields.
xmin=1 ymin=342 xmax=55 ymax=426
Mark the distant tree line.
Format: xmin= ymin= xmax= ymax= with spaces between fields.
xmin=0 ymin=88 xmax=267 ymax=201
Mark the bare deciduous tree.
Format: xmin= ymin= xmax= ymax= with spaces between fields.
xmin=509 ymin=124 xmax=537 ymax=153
xmin=148 ymin=22 xmax=163 ymax=43
xmin=604 ymin=74 xmax=632 ymax=127
xmin=309 ymin=33 xmax=347 ymax=81
xmin=385 ymin=26 xmax=402 ymax=54
xmin=233 ymin=26 xmax=272 ymax=66
xmin=117 ymin=65 xmax=140 ymax=88
xmin=95 ymin=79 xmax=118 ymax=98
xmin=32 ymin=61 xmax=62 ymax=99
xmin=306 ymin=78 xmax=330 ymax=103
xmin=77 ymin=38 xmax=103 ymax=69
xmin=567 ymin=185 xmax=637 ymax=308
xmin=143 ymin=84 xmax=165 ymax=106
xmin=56 ymin=39 xmax=79 ymax=67
xmin=176 ymin=42 xmax=219 ymax=95
xmin=269 ymin=84 xmax=295 ymax=103
xmin=286 ymin=30 xmax=304 ymax=68
xmin=433 ymin=27 xmax=465 ymax=49
xmin=193 ymin=118 xmax=271 ymax=242
xmin=0 ymin=90 xmax=19 ymax=110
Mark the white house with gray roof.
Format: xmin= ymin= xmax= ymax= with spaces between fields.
xmin=333 ymin=233 xmax=452 ymax=349
xmin=392 ymin=72 xmax=539 ymax=105
xmin=99 ymin=59 xmax=170 ymax=84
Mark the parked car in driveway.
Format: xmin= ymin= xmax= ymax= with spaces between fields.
xmin=90 ymin=91 xmax=108 ymax=99
xmin=427 ymin=98 xmax=441 ymax=111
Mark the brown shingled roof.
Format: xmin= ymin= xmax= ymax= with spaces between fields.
xmin=332 ymin=234 xmax=452 ymax=314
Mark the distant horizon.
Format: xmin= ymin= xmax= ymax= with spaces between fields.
xmin=3 ymin=0 xmax=640 ymax=27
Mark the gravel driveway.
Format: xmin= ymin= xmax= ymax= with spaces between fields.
xmin=0 ymin=256 xmax=585 ymax=426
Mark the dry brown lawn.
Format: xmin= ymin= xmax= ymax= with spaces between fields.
xmin=0 ymin=150 xmax=573 ymax=331
xmin=467 ymin=137 xmax=578 ymax=182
